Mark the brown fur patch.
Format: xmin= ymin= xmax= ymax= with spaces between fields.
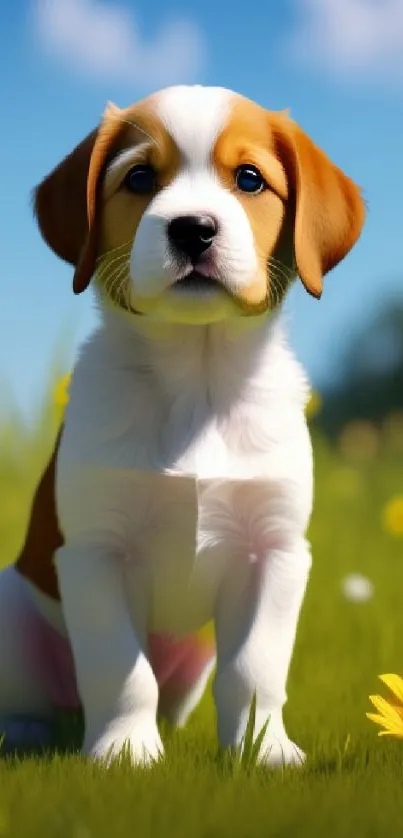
xmin=95 ymin=104 xmax=180 ymax=308
xmin=214 ymin=98 xmax=291 ymax=310
xmin=98 ymin=104 xmax=181 ymax=256
xmin=15 ymin=430 xmax=63 ymax=599
xmin=214 ymin=95 xmax=365 ymax=305
xmin=267 ymin=110 xmax=365 ymax=298
xmin=93 ymin=103 xmax=181 ymax=309
xmin=34 ymin=98 xmax=181 ymax=297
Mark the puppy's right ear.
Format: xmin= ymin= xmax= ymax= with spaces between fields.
xmin=33 ymin=102 xmax=124 ymax=294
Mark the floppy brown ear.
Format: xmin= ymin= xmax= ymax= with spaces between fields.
xmin=33 ymin=103 xmax=124 ymax=294
xmin=270 ymin=114 xmax=366 ymax=298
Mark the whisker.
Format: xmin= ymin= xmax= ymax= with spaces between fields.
xmin=268 ymin=256 xmax=295 ymax=279
xmin=107 ymin=263 xmax=137 ymax=314
xmin=270 ymin=269 xmax=290 ymax=298
xmin=272 ymin=277 xmax=283 ymax=308
xmin=270 ymin=264 xmax=289 ymax=286
xmin=122 ymin=276 xmax=133 ymax=312
xmin=116 ymin=271 xmax=133 ymax=312
xmin=267 ymin=256 xmax=296 ymax=309
xmin=104 ymin=261 xmax=130 ymax=298
xmin=95 ymin=239 xmax=132 ymax=264
xmin=105 ymin=113 xmax=160 ymax=150
xmin=269 ymin=254 xmax=294 ymax=272
xmin=268 ymin=274 xmax=278 ymax=308
xmin=268 ymin=259 xmax=295 ymax=284
xmin=99 ymin=257 xmax=126 ymax=291
xmin=96 ymin=252 xmax=130 ymax=284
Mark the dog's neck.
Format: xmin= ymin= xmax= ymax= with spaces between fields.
xmin=98 ymin=303 xmax=286 ymax=412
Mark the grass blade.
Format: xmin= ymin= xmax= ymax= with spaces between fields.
xmin=240 ymin=692 xmax=257 ymax=769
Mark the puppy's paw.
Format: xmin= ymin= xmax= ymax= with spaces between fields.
xmin=259 ymin=733 xmax=306 ymax=768
xmin=84 ymin=719 xmax=164 ymax=767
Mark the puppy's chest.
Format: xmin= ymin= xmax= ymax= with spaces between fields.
xmin=60 ymin=335 xmax=309 ymax=636
xmin=118 ymin=396 xmax=274 ymax=632
xmin=115 ymin=387 xmax=274 ymax=537
xmin=120 ymin=382 xmax=273 ymax=481
xmin=63 ymin=389 xmax=277 ymax=630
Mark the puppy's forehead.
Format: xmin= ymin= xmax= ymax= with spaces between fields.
xmin=109 ymin=86 xmax=275 ymax=169
xmin=153 ymin=85 xmax=235 ymax=163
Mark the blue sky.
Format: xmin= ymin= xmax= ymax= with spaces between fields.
xmin=1 ymin=0 xmax=403 ymax=420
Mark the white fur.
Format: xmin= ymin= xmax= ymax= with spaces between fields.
xmin=52 ymin=309 xmax=313 ymax=766
xmin=156 ymin=85 xmax=232 ymax=164
xmin=0 ymin=85 xmax=314 ymax=767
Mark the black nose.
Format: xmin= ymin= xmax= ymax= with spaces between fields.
xmin=167 ymin=214 xmax=217 ymax=261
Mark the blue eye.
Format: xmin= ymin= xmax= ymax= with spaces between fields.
xmin=235 ymin=165 xmax=266 ymax=194
xmin=124 ymin=165 xmax=156 ymax=194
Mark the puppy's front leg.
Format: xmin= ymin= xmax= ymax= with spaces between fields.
xmin=213 ymin=538 xmax=311 ymax=767
xmin=56 ymin=544 xmax=163 ymax=765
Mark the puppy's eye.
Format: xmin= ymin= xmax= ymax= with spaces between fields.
xmin=235 ymin=165 xmax=266 ymax=194
xmin=124 ymin=165 xmax=156 ymax=194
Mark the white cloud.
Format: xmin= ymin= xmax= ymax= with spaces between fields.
xmin=286 ymin=0 xmax=403 ymax=83
xmin=33 ymin=0 xmax=205 ymax=88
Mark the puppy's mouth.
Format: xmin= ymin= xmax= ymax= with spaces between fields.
xmin=172 ymin=270 xmax=223 ymax=294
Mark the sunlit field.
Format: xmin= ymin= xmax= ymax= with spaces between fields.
xmin=1 ymin=381 xmax=403 ymax=837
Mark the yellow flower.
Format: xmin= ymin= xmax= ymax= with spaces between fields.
xmin=382 ymin=495 xmax=403 ymax=537
xmin=53 ymin=373 xmax=72 ymax=411
xmin=367 ymin=674 xmax=403 ymax=738
xmin=305 ymin=390 xmax=322 ymax=420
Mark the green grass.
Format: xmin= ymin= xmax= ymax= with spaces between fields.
xmin=1 ymin=395 xmax=403 ymax=837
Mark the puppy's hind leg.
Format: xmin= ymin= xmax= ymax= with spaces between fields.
xmin=0 ymin=565 xmax=54 ymax=751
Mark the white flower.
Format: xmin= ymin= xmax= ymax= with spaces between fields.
xmin=341 ymin=573 xmax=374 ymax=602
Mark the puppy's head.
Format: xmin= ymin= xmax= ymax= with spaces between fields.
xmin=34 ymin=85 xmax=365 ymax=324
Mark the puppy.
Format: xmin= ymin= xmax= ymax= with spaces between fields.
xmin=1 ymin=85 xmax=365 ymax=766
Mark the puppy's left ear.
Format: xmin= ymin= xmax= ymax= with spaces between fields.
xmin=33 ymin=102 xmax=124 ymax=294
xmin=270 ymin=113 xmax=366 ymax=298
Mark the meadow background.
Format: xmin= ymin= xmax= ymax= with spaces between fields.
xmin=1 ymin=0 xmax=403 ymax=835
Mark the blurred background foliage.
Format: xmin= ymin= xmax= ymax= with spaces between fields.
xmin=318 ymin=295 xmax=403 ymax=438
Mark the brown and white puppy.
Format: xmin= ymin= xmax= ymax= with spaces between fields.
xmin=1 ymin=85 xmax=365 ymax=765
